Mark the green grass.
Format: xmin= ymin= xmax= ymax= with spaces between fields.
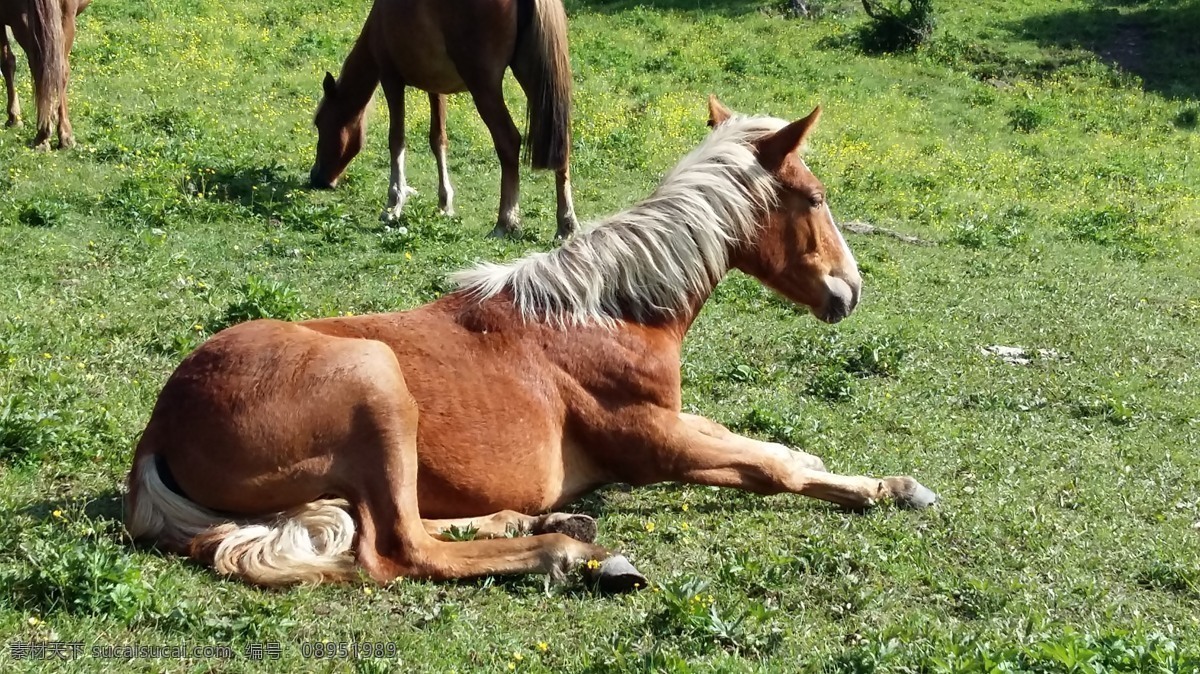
xmin=2 ymin=0 xmax=1200 ymax=671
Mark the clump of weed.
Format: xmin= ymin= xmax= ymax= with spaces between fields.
xmin=1 ymin=395 xmax=70 ymax=467
xmin=211 ymin=275 xmax=307 ymax=331
xmin=17 ymin=200 xmax=68 ymax=228
xmin=647 ymin=575 xmax=780 ymax=656
xmin=1136 ymin=561 xmax=1199 ymax=598
xmin=858 ymin=0 xmax=935 ymax=53
xmin=1175 ymin=106 xmax=1198 ymax=130
xmin=104 ymin=176 xmax=182 ymax=230
xmin=1070 ymin=392 xmax=1138 ymax=426
xmin=1008 ymin=104 xmax=1048 ymax=132
xmin=788 ymin=331 xmax=908 ymax=402
xmin=950 ymin=207 xmax=1031 ymax=249
xmin=1062 ymin=204 xmax=1167 ymax=260
xmin=737 ymin=407 xmax=809 ymax=446
xmin=441 ymin=524 xmax=479 ymax=541
xmin=1 ymin=516 xmax=155 ymax=624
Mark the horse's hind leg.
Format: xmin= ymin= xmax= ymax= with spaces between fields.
xmin=465 ymin=80 xmax=521 ymax=237
xmin=1 ymin=28 xmax=19 ymax=128
xmin=55 ymin=12 xmax=77 ymax=148
xmin=348 ymin=345 xmax=639 ymax=590
xmin=423 ymin=511 xmax=598 ymax=543
xmin=428 ymin=92 xmax=455 ymax=216
xmin=379 ymin=75 xmax=416 ymax=222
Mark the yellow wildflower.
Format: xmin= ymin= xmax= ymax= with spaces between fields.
xmin=52 ymin=510 xmax=63 ymax=519
xmin=644 ymin=521 xmax=656 ymax=532
xmin=536 ymin=642 xmax=548 ymax=652
xmin=586 ymin=559 xmax=600 ymax=570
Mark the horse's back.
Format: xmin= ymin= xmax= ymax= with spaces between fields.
xmin=366 ymin=0 xmax=521 ymax=93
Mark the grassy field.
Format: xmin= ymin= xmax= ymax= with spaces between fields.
xmin=2 ymin=0 xmax=1199 ymax=670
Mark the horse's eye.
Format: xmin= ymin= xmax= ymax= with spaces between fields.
xmin=810 ymin=193 xmax=825 ymax=207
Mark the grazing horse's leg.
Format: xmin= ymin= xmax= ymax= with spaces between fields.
xmin=55 ymin=10 xmax=76 ymax=148
xmin=348 ymin=346 xmax=637 ymax=589
xmin=428 ymin=92 xmax=454 ymax=216
xmin=379 ymin=75 xmax=416 ymax=223
xmin=466 ymin=81 xmax=521 ymax=237
xmin=652 ymin=415 xmax=937 ymax=510
xmin=422 ymin=511 xmax=597 ymax=543
xmin=1 ymin=29 xmax=19 ymax=128
xmin=554 ymin=166 xmax=577 ymax=239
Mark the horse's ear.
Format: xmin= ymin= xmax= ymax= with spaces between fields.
xmin=758 ymin=106 xmax=821 ymax=167
xmin=323 ymin=72 xmax=337 ymax=99
xmin=707 ymin=94 xmax=733 ymax=128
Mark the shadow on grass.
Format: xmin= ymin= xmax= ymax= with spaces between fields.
xmin=16 ymin=489 xmax=125 ymax=523
xmin=1010 ymin=0 xmax=1200 ymax=98
xmin=183 ymin=161 xmax=307 ymax=216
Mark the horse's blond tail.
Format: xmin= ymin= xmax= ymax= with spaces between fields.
xmin=28 ymin=0 xmax=65 ymax=134
xmin=513 ymin=0 xmax=572 ymax=171
xmin=124 ymin=456 xmax=358 ymax=587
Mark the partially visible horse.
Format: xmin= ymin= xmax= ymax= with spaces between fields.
xmin=126 ymin=98 xmax=936 ymax=590
xmin=0 ymin=0 xmax=90 ymax=149
xmin=310 ymin=0 xmax=579 ymax=239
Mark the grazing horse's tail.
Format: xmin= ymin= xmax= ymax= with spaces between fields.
xmin=512 ymin=0 xmax=572 ymax=171
xmin=28 ymin=0 xmax=65 ymax=134
xmin=124 ymin=455 xmax=358 ymax=586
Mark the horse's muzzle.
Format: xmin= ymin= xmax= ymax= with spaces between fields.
xmin=309 ymin=166 xmax=337 ymax=190
xmin=818 ymin=274 xmax=860 ymax=324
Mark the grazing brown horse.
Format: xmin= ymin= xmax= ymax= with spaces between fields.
xmin=126 ymin=98 xmax=936 ymax=590
xmin=310 ymin=0 xmax=579 ymax=239
xmin=0 ymin=0 xmax=90 ymax=149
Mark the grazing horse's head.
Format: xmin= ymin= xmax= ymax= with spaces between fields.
xmin=309 ymin=72 xmax=366 ymax=190
xmin=710 ymin=97 xmax=862 ymax=324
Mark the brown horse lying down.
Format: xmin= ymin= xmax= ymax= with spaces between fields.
xmin=0 ymin=0 xmax=91 ymax=149
xmin=125 ymin=97 xmax=936 ymax=591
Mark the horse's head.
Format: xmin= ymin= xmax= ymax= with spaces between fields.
xmin=712 ymin=97 xmax=862 ymax=324
xmin=309 ymin=72 xmax=366 ymax=190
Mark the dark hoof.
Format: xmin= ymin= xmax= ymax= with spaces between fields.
xmin=537 ymin=513 xmax=598 ymax=543
xmin=488 ymin=224 xmax=519 ymax=239
xmin=555 ymin=217 xmax=578 ymax=241
xmin=590 ymin=555 xmax=647 ymax=593
xmin=58 ymin=137 xmax=76 ymax=150
xmin=885 ymin=476 xmax=938 ymax=509
xmin=5 ymin=117 xmax=20 ymax=128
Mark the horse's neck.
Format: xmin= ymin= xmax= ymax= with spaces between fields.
xmin=335 ymin=37 xmax=380 ymax=118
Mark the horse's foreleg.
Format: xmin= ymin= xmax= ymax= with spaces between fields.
xmin=379 ymin=76 xmax=415 ymax=223
xmin=655 ymin=417 xmax=936 ymax=510
xmin=423 ymin=511 xmax=597 ymax=543
xmin=1 ymin=30 xmax=19 ymax=128
xmin=467 ymin=82 xmax=521 ymax=237
xmin=55 ymin=13 xmax=76 ymax=148
xmin=678 ymin=412 xmax=826 ymax=472
xmin=428 ymin=92 xmax=454 ymax=216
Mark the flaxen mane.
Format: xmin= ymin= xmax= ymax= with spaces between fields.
xmin=452 ymin=115 xmax=789 ymax=325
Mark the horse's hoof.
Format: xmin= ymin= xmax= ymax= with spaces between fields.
xmin=488 ymin=224 xmax=519 ymax=239
xmin=555 ymin=216 xmax=578 ymax=240
xmin=31 ymin=141 xmax=50 ymax=152
xmin=885 ymin=476 xmax=937 ymax=509
xmin=59 ymin=136 xmax=76 ymax=150
xmin=4 ymin=117 xmax=20 ymax=128
xmin=591 ymin=555 xmax=647 ymax=593
xmin=380 ymin=209 xmax=402 ymax=223
xmin=537 ymin=513 xmax=597 ymax=543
